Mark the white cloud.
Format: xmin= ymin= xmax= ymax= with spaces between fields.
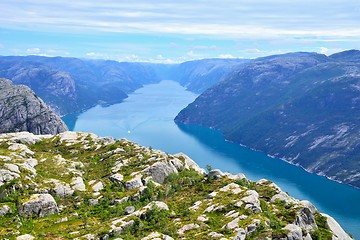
xmin=243 ymin=48 xmax=262 ymax=54
xmin=320 ymin=47 xmax=328 ymax=55
xmin=0 ymin=0 xmax=360 ymax=40
xmin=191 ymin=45 xmax=218 ymax=51
xmin=319 ymin=47 xmax=345 ymax=56
xmin=218 ymin=54 xmax=235 ymax=58
xmin=26 ymin=47 xmax=41 ymax=53
xmin=156 ymin=54 xmax=164 ymax=59
xmin=86 ymin=52 xmax=96 ymax=56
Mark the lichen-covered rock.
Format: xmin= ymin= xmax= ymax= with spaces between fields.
xmin=219 ymin=182 xmax=243 ymax=194
xmin=51 ymin=179 xmax=74 ymax=198
xmin=283 ymin=224 xmax=303 ymax=240
xmin=224 ymin=217 xmax=239 ymax=231
xmin=71 ymin=177 xmax=86 ymax=191
xmin=145 ymin=201 xmax=169 ymax=211
xmin=124 ymin=206 xmax=135 ymax=215
xmin=91 ymin=181 xmax=104 ymax=192
xmin=124 ymin=175 xmax=143 ymax=190
xmin=173 ymin=152 xmax=205 ymax=174
xmin=294 ymin=207 xmax=316 ymax=231
xmin=20 ymin=194 xmax=59 ymax=217
xmin=177 ymin=223 xmax=200 ymax=235
xmin=208 ymin=232 xmax=224 ymax=238
xmin=271 ymin=191 xmax=297 ymax=206
xmin=4 ymin=163 xmax=20 ymax=173
xmin=0 ymin=204 xmax=11 ymax=216
xmin=207 ymin=169 xmax=224 ymax=180
xmin=141 ymin=232 xmax=174 ymax=240
xmin=0 ymin=169 xmax=21 ymax=186
xmin=16 ymin=234 xmax=35 ymax=240
xmin=241 ymin=190 xmax=262 ymax=213
xmin=234 ymin=228 xmax=246 ymax=240
xmin=109 ymin=173 xmax=124 ymax=185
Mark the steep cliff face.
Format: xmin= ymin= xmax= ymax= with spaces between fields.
xmin=175 ymin=50 xmax=360 ymax=188
xmin=171 ymin=58 xmax=248 ymax=93
xmin=0 ymin=56 xmax=159 ymax=115
xmin=0 ymin=131 xmax=352 ymax=239
xmin=0 ymin=78 xmax=68 ymax=134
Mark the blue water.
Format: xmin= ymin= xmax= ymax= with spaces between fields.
xmin=63 ymin=80 xmax=360 ymax=239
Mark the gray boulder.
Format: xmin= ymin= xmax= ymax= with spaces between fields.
xmin=271 ymin=191 xmax=297 ymax=206
xmin=294 ymin=207 xmax=316 ymax=231
xmin=20 ymin=194 xmax=59 ymax=217
xmin=16 ymin=234 xmax=35 ymax=240
xmin=145 ymin=201 xmax=169 ymax=211
xmin=71 ymin=177 xmax=86 ymax=191
xmin=283 ymin=224 xmax=303 ymax=240
xmin=173 ymin=153 xmax=205 ymax=174
xmin=207 ymin=169 xmax=224 ymax=180
xmin=147 ymin=161 xmax=178 ymax=184
xmin=52 ymin=180 xmax=74 ymax=198
xmin=234 ymin=228 xmax=246 ymax=240
xmin=0 ymin=169 xmax=20 ymax=186
xmin=299 ymin=200 xmax=317 ymax=213
xmin=0 ymin=204 xmax=11 ymax=216
xmin=124 ymin=175 xmax=143 ymax=190
xmin=4 ymin=163 xmax=20 ymax=173
xmin=124 ymin=206 xmax=135 ymax=215
xmin=109 ymin=173 xmax=124 ymax=185
xmin=241 ymin=190 xmax=262 ymax=213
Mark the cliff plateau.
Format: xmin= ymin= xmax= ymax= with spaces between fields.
xmin=0 ymin=131 xmax=351 ymax=239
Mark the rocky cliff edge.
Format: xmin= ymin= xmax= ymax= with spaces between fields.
xmin=0 ymin=78 xmax=67 ymax=135
xmin=0 ymin=131 xmax=352 ymax=240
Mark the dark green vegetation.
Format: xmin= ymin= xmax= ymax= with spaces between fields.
xmin=0 ymin=132 xmax=344 ymax=239
xmin=176 ymin=50 xmax=360 ymax=188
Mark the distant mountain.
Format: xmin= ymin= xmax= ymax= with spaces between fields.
xmin=0 ymin=56 xmax=246 ymax=115
xmin=0 ymin=56 xmax=159 ymax=115
xmin=170 ymin=58 xmax=248 ymax=93
xmin=0 ymin=78 xmax=67 ymax=134
xmin=176 ymin=50 xmax=360 ymax=188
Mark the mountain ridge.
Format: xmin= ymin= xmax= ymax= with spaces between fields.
xmin=0 ymin=56 xmax=247 ymax=115
xmin=175 ymin=50 xmax=360 ymax=189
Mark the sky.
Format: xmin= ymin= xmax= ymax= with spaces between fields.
xmin=0 ymin=0 xmax=360 ymax=63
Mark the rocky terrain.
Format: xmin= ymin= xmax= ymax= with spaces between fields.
xmin=0 ymin=131 xmax=351 ymax=239
xmin=0 ymin=78 xmax=67 ymax=135
xmin=176 ymin=50 xmax=360 ymax=189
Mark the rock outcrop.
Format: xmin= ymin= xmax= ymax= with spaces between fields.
xmin=0 ymin=131 xmax=352 ymax=239
xmin=0 ymin=78 xmax=67 ymax=135
xmin=20 ymin=194 xmax=59 ymax=217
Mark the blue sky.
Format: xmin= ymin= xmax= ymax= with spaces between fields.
xmin=1 ymin=0 xmax=360 ymax=63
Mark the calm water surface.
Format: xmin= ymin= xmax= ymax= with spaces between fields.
xmin=63 ymin=80 xmax=360 ymax=239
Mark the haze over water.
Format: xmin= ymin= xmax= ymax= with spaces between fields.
xmin=63 ymin=80 xmax=360 ymax=239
